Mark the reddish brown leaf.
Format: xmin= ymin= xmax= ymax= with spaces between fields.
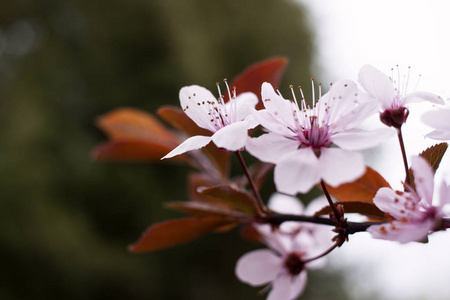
xmin=93 ymin=140 xmax=188 ymax=163
xmin=419 ymin=142 xmax=448 ymax=173
xmin=128 ymin=216 xmax=232 ymax=252
xmin=228 ymin=57 xmax=288 ymax=109
xmin=314 ymin=201 xmax=387 ymax=220
xmin=199 ymin=184 xmax=258 ymax=215
xmin=324 ymin=167 xmax=391 ymax=203
xmin=165 ymin=201 xmax=250 ymax=219
xmin=97 ymin=108 xmax=179 ymax=144
xmin=188 ymin=173 xmax=222 ymax=203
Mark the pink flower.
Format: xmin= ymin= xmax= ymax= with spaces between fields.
xmin=358 ymin=65 xmax=443 ymax=128
xmin=422 ymin=107 xmax=450 ymax=140
xmin=235 ymin=194 xmax=333 ymax=300
xmin=162 ymin=83 xmax=258 ymax=159
xmin=246 ymin=80 xmax=392 ymax=195
xmin=368 ymin=156 xmax=450 ymax=243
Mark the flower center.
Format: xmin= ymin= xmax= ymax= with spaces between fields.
xmin=283 ymin=252 xmax=305 ymax=276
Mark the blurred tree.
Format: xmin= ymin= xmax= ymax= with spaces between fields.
xmin=0 ymin=0 xmax=350 ymax=299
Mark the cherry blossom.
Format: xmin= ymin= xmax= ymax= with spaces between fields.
xmin=358 ymin=65 xmax=443 ymax=128
xmin=162 ymin=83 xmax=258 ymax=159
xmin=246 ymin=80 xmax=392 ymax=195
xmin=422 ymin=106 xmax=450 ymax=140
xmin=368 ymin=156 xmax=450 ymax=243
xmin=235 ymin=193 xmax=333 ymax=300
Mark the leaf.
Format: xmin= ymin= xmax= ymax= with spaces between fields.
xmin=97 ymin=108 xmax=179 ymax=144
xmin=419 ymin=142 xmax=448 ymax=173
xmin=228 ymin=57 xmax=288 ymax=109
xmin=158 ymin=106 xmax=230 ymax=177
xmin=324 ymin=167 xmax=391 ymax=203
xmin=92 ymin=140 xmax=189 ymax=163
xmin=128 ymin=216 xmax=232 ymax=252
xmin=314 ymin=201 xmax=387 ymax=220
xmin=187 ymin=173 xmax=222 ymax=203
xmin=199 ymin=184 xmax=258 ymax=215
xmin=165 ymin=201 xmax=250 ymax=219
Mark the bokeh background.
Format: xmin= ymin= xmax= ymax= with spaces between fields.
xmin=0 ymin=0 xmax=351 ymax=299
xmin=3 ymin=0 xmax=450 ymax=299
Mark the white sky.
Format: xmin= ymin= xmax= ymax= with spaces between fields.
xmin=299 ymin=1 xmax=450 ymax=299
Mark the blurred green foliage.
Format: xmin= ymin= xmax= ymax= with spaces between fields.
xmin=0 ymin=0 xmax=350 ymax=299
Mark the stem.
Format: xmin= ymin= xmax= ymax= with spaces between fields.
xmin=235 ymin=151 xmax=268 ymax=215
xmin=303 ymin=242 xmax=339 ymax=264
xmin=320 ymin=180 xmax=342 ymax=221
xmin=265 ymin=212 xmax=382 ymax=233
xmin=397 ymin=128 xmax=411 ymax=186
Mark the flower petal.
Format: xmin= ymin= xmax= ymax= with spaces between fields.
xmin=211 ymin=121 xmax=251 ymax=151
xmin=332 ymin=128 xmax=394 ymax=150
xmin=373 ymin=188 xmax=422 ymax=220
xmin=225 ymin=92 xmax=259 ymax=121
xmin=235 ymin=249 xmax=282 ymax=286
xmin=368 ymin=219 xmax=434 ymax=243
xmin=161 ymin=135 xmax=211 ymax=159
xmin=411 ymin=156 xmax=434 ymax=205
xmin=404 ymin=91 xmax=444 ymax=105
xmin=425 ymin=130 xmax=450 ymax=140
xmin=246 ymin=133 xmax=299 ymax=164
xmin=288 ymin=272 xmax=308 ymax=300
xmin=252 ymin=109 xmax=296 ymax=136
xmin=267 ymin=274 xmax=291 ymax=300
xmin=267 ymin=193 xmax=304 ymax=215
xmin=422 ymin=108 xmax=450 ymax=132
xmin=179 ymin=85 xmax=218 ymax=132
xmin=318 ymin=148 xmax=365 ymax=187
xmin=274 ymin=148 xmax=320 ymax=194
xmin=261 ymin=82 xmax=297 ymax=128
xmin=358 ymin=64 xmax=395 ymax=109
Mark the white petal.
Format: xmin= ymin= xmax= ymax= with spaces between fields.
xmin=252 ymin=109 xmax=295 ymax=136
xmin=422 ymin=108 xmax=450 ymax=132
xmin=268 ymin=193 xmax=304 ymax=215
xmin=426 ymin=130 xmax=450 ymax=140
xmin=368 ymin=219 xmax=434 ymax=244
xmin=235 ymin=249 xmax=282 ymax=286
xmin=373 ymin=188 xmax=422 ymax=220
xmin=267 ymin=274 xmax=291 ymax=300
xmin=226 ymin=92 xmax=259 ymax=121
xmin=321 ymin=79 xmax=359 ymax=123
xmin=318 ymin=148 xmax=365 ymax=187
xmin=404 ymin=91 xmax=444 ymax=105
xmin=288 ymin=272 xmax=308 ymax=300
xmin=332 ymin=99 xmax=380 ymax=131
xmin=261 ymin=82 xmax=297 ymax=128
xmin=332 ymin=128 xmax=395 ymax=150
xmin=274 ymin=148 xmax=321 ymax=195
xmin=211 ymin=121 xmax=250 ymax=151
xmin=358 ymin=64 xmax=395 ymax=109
xmin=179 ymin=85 xmax=217 ymax=132
xmin=161 ymin=135 xmax=211 ymax=159
xmin=246 ymin=133 xmax=299 ymax=164
xmin=411 ymin=156 xmax=434 ymax=205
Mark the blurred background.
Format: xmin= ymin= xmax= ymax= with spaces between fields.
xmin=2 ymin=0 xmax=450 ymax=299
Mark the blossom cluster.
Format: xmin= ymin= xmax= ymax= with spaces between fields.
xmin=95 ymin=60 xmax=450 ymax=300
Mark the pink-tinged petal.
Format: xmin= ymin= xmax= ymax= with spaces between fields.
xmin=332 ymin=99 xmax=380 ymax=131
xmin=425 ymin=130 xmax=450 ymax=140
xmin=235 ymin=249 xmax=282 ymax=286
xmin=368 ymin=219 xmax=434 ymax=243
xmin=267 ymin=274 xmax=291 ymax=300
xmin=422 ymin=109 xmax=450 ymax=132
xmin=373 ymin=188 xmax=423 ymax=220
xmin=261 ymin=82 xmax=297 ymax=128
xmin=332 ymin=128 xmax=394 ymax=150
xmin=288 ymin=272 xmax=308 ymax=300
xmin=211 ymin=121 xmax=250 ymax=151
xmin=274 ymin=148 xmax=320 ymax=195
xmin=252 ymin=110 xmax=296 ymax=136
xmin=321 ymin=79 xmax=359 ymax=123
xmin=267 ymin=193 xmax=304 ymax=215
xmin=161 ymin=135 xmax=211 ymax=159
xmin=226 ymin=92 xmax=259 ymax=121
xmin=358 ymin=65 xmax=395 ymax=109
xmin=404 ymin=91 xmax=444 ymax=105
xmin=411 ymin=156 xmax=434 ymax=205
xmin=179 ymin=85 xmax=217 ymax=132
xmin=246 ymin=133 xmax=299 ymax=164
xmin=437 ymin=180 xmax=450 ymax=211
xmin=318 ymin=148 xmax=365 ymax=187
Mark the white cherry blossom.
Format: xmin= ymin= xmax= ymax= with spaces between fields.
xmin=246 ymin=81 xmax=392 ymax=195
xmin=368 ymin=156 xmax=450 ymax=243
xmin=422 ymin=106 xmax=450 ymax=140
xmin=162 ymin=83 xmax=258 ymax=159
